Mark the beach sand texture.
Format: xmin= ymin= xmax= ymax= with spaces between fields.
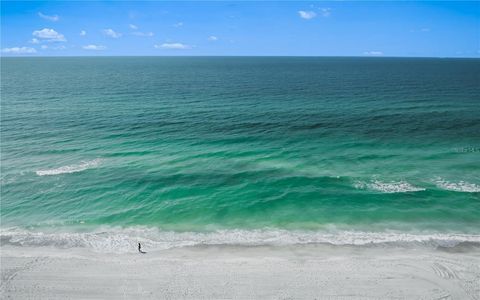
xmin=1 ymin=245 xmax=479 ymax=299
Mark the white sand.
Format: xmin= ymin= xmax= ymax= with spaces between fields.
xmin=1 ymin=245 xmax=479 ymax=299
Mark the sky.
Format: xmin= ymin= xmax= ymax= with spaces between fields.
xmin=1 ymin=1 xmax=479 ymax=57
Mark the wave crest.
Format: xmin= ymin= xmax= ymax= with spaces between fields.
xmin=354 ymin=180 xmax=425 ymax=193
xmin=435 ymin=179 xmax=480 ymax=193
xmin=36 ymin=159 xmax=101 ymax=176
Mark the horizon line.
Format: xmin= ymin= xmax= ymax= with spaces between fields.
xmin=2 ymin=55 xmax=479 ymax=59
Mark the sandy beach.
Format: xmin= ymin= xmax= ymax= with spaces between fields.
xmin=1 ymin=244 xmax=479 ymax=299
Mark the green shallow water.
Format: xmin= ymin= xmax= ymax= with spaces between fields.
xmin=1 ymin=57 xmax=479 ymax=233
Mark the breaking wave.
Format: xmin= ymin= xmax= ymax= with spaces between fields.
xmin=435 ymin=178 xmax=480 ymax=193
xmin=1 ymin=227 xmax=479 ymax=254
xmin=354 ymin=180 xmax=425 ymax=193
xmin=36 ymin=159 xmax=101 ymax=176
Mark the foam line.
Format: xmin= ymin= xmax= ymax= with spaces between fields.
xmin=1 ymin=227 xmax=479 ymax=253
xmin=354 ymin=180 xmax=425 ymax=193
xmin=435 ymin=178 xmax=480 ymax=193
xmin=36 ymin=159 xmax=101 ymax=176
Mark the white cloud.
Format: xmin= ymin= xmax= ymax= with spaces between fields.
xmin=298 ymin=11 xmax=317 ymax=20
xmin=41 ymin=45 xmax=66 ymax=50
xmin=129 ymin=24 xmax=138 ymax=30
xmin=173 ymin=22 xmax=184 ymax=27
xmin=32 ymin=28 xmax=66 ymax=42
xmin=30 ymin=38 xmax=40 ymax=44
xmin=420 ymin=28 xmax=430 ymax=32
xmin=155 ymin=43 xmax=190 ymax=50
xmin=132 ymin=31 xmax=154 ymax=37
xmin=103 ymin=29 xmax=122 ymax=38
xmin=38 ymin=12 xmax=59 ymax=22
xmin=208 ymin=36 xmax=218 ymax=41
xmin=80 ymin=30 xmax=87 ymax=36
xmin=2 ymin=47 xmax=37 ymax=54
xmin=320 ymin=8 xmax=331 ymax=17
xmin=363 ymin=51 xmax=384 ymax=56
xmin=83 ymin=44 xmax=107 ymax=50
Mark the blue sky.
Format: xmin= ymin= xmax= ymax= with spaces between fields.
xmin=1 ymin=1 xmax=479 ymax=57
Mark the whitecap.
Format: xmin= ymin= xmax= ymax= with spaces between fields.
xmin=354 ymin=180 xmax=425 ymax=193
xmin=435 ymin=179 xmax=480 ymax=193
xmin=36 ymin=159 xmax=101 ymax=176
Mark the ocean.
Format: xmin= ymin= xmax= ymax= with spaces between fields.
xmin=1 ymin=57 xmax=479 ymax=252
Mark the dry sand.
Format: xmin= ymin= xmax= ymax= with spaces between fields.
xmin=1 ymin=244 xmax=479 ymax=299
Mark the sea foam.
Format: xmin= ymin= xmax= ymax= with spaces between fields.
xmin=354 ymin=180 xmax=425 ymax=193
xmin=1 ymin=227 xmax=479 ymax=254
xmin=36 ymin=159 xmax=101 ymax=176
xmin=434 ymin=178 xmax=480 ymax=193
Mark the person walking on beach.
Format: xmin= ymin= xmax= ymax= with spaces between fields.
xmin=138 ymin=242 xmax=146 ymax=254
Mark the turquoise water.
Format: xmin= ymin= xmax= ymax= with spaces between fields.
xmin=1 ymin=57 xmax=479 ymax=250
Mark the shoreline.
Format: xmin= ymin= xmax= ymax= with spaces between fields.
xmin=3 ymin=226 xmax=480 ymax=254
xmin=2 ymin=244 xmax=479 ymax=299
